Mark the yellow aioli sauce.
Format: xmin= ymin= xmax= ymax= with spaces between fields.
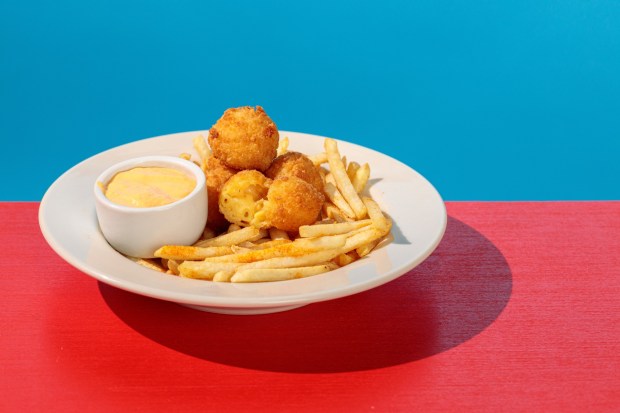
xmin=104 ymin=167 xmax=196 ymax=208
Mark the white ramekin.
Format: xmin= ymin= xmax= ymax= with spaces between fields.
xmin=94 ymin=156 xmax=208 ymax=258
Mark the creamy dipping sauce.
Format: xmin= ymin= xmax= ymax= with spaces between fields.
xmin=104 ymin=167 xmax=196 ymax=208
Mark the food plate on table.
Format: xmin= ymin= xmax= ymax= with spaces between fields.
xmin=39 ymin=131 xmax=446 ymax=314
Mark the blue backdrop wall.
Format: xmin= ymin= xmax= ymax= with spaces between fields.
xmin=1 ymin=0 xmax=618 ymax=200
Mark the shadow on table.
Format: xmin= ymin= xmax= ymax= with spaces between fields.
xmin=100 ymin=216 xmax=512 ymax=373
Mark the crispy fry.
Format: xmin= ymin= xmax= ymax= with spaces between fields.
xmin=269 ymin=228 xmax=290 ymax=240
xmin=333 ymin=252 xmax=356 ymax=267
xmin=324 ymin=173 xmax=356 ymax=219
xmin=227 ymin=223 xmax=242 ymax=233
xmin=192 ymin=134 xmax=211 ymax=171
xmin=346 ymin=161 xmax=360 ymax=182
xmin=353 ymin=163 xmax=370 ymax=194
xmin=276 ymin=135 xmax=289 ymax=156
xmin=201 ymin=227 xmax=216 ymax=240
xmin=166 ymin=259 xmax=181 ymax=275
xmin=178 ymin=261 xmax=244 ymax=279
xmin=154 ymin=245 xmax=237 ymax=260
xmin=231 ymin=262 xmax=338 ymax=283
xmin=356 ymin=238 xmax=381 ymax=258
xmin=204 ymin=235 xmax=347 ymax=263
xmin=325 ymin=138 xmax=367 ymax=219
xmin=213 ymin=271 xmax=235 ymax=282
xmin=299 ymin=219 xmax=372 ymax=238
xmin=193 ymin=226 xmax=267 ymax=248
xmin=308 ymin=152 xmax=328 ymax=166
xmin=133 ymin=258 xmax=167 ymax=272
xmin=362 ymin=196 xmax=391 ymax=235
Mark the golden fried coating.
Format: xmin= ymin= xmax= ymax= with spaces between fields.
xmin=260 ymin=176 xmax=325 ymax=232
xmin=218 ymin=170 xmax=271 ymax=228
xmin=205 ymin=156 xmax=238 ymax=231
xmin=208 ymin=106 xmax=279 ymax=171
xmin=265 ymin=151 xmax=324 ymax=193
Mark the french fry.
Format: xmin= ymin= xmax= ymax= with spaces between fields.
xmin=269 ymin=228 xmax=290 ymax=240
xmin=133 ymin=258 xmax=166 ymax=272
xmin=166 ymin=259 xmax=181 ymax=275
xmin=239 ymin=239 xmax=291 ymax=250
xmin=154 ymin=245 xmax=237 ymax=260
xmin=324 ymin=174 xmax=356 ymax=219
xmin=231 ymin=262 xmax=339 ymax=283
xmin=227 ymin=223 xmax=242 ymax=233
xmin=352 ymin=163 xmax=370 ymax=194
xmin=193 ymin=134 xmax=211 ymax=171
xmin=308 ymin=152 xmax=328 ymax=166
xmin=277 ymin=136 xmax=289 ymax=156
xmin=204 ymin=235 xmax=347 ymax=263
xmin=322 ymin=201 xmax=350 ymax=223
xmin=333 ymin=252 xmax=356 ymax=267
xmin=201 ymin=226 xmax=216 ymax=240
xmin=213 ymin=271 xmax=235 ymax=282
xmin=179 ymin=153 xmax=192 ymax=161
xmin=324 ymin=138 xmax=367 ymax=219
xmin=178 ymin=261 xmax=244 ymax=279
xmin=298 ymin=219 xmax=372 ymax=238
xmin=193 ymin=226 xmax=267 ymax=248
xmin=346 ymin=161 xmax=360 ymax=182
xmin=362 ymin=196 xmax=391 ymax=235
xmin=356 ymin=238 xmax=381 ymax=258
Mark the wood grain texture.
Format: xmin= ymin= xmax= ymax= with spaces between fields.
xmin=1 ymin=202 xmax=618 ymax=412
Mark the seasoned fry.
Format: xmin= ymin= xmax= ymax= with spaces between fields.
xmin=193 ymin=134 xmax=211 ymax=171
xmin=356 ymin=238 xmax=381 ymax=258
xmin=178 ymin=261 xmax=244 ymax=279
xmin=346 ymin=161 xmax=360 ymax=182
xmin=352 ymin=163 xmax=370 ymax=194
xmin=308 ymin=152 xmax=328 ymax=166
xmin=133 ymin=258 xmax=166 ymax=272
xmin=204 ymin=235 xmax=347 ymax=263
xmin=231 ymin=262 xmax=338 ymax=283
xmin=333 ymin=253 xmax=356 ymax=267
xmin=193 ymin=226 xmax=267 ymax=248
xmin=154 ymin=245 xmax=237 ymax=261
xmin=213 ymin=271 xmax=235 ymax=282
xmin=322 ymin=201 xmax=350 ymax=223
xmin=362 ymin=196 xmax=391 ymax=235
xmin=299 ymin=219 xmax=371 ymax=238
xmin=324 ymin=174 xmax=356 ymax=219
xmin=269 ymin=228 xmax=290 ymax=240
xmin=325 ymin=138 xmax=367 ymax=219
xmin=276 ymin=135 xmax=289 ymax=156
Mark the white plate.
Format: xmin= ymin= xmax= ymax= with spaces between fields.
xmin=39 ymin=131 xmax=446 ymax=315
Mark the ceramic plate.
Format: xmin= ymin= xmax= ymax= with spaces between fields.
xmin=39 ymin=131 xmax=446 ymax=314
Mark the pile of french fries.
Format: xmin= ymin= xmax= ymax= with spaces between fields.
xmin=137 ymin=135 xmax=392 ymax=283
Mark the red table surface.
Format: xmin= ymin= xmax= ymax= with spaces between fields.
xmin=1 ymin=202 xmax=619 ymax=412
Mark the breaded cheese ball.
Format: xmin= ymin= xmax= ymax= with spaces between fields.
xmin=205 ymin=156 xmax=238 ymax=231
xmin=259 ymin=176 xmax=325 ymax=232
xmin=208 ymin=106 xmax=279 ymax=171
xmin=218 ymin=170 xmax=271 ymax=228
xmin=265 ymin=151 xmax=324 ymax=193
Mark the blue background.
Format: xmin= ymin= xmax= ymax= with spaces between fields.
xmin=1 ymin=0 xmax=618 ymax=201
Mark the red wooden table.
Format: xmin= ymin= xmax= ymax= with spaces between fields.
xmin=1 ymin=202 xmax=619 ymax=412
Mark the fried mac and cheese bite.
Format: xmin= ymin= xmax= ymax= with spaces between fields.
xmin=208 ymin=106 xmax=279 ymax=171
xmin=218 ymin=170 xmax=271 ymax=228
xmin=259 ymin=176 xmax=325 ymax=232
xmin=265 ymin=151 xmax=324 ymax=193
